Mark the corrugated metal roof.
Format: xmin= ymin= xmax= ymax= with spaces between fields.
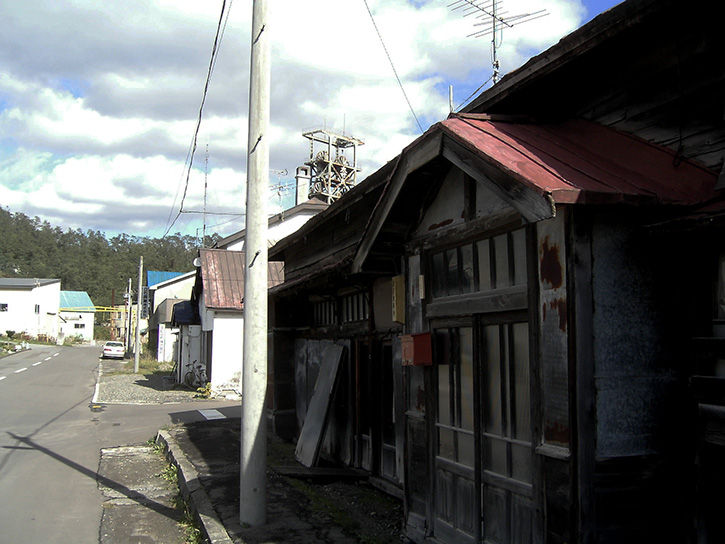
xmin=147 ymin=271 xmax=185 ymax=287
xmin=442 ymin=115 xmax=716 ymax=205
xmin=199 ymin=249 xmax=284 ymax=311
xmin=0 ymin=278 xmax=60 ymax=289
xmin=60 ymin=290 xmax=95 ymax=311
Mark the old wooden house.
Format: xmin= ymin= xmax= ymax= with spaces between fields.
xmin=267 ymin=1 xmax=725 ymax=542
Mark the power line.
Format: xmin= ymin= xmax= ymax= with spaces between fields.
xmin=164 ymin=0 xmax=230 ymax=238
xmin=455 ymin=73 xmax=494 ymax=111
xmin=362 ymin=0 xmax=425 ymax=134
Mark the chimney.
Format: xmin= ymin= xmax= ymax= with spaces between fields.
xmin=295 ymin=165 xmax=311 ymax=205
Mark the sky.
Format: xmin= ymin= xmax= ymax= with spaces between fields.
xmin=0 ymin=0 xmax=622 ymax=240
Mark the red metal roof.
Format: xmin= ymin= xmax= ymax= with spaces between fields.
xmin=442 ymin=114 xmax=717 ymax=205
xmin=199 ymin=249 xmax=284 ymax=311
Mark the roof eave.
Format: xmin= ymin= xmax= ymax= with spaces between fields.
xmin=462 ymin=0 xmax=658 ymax=114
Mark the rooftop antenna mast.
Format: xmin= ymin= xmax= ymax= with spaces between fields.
xmin=449 ymin=0 xmax=548 ymax=84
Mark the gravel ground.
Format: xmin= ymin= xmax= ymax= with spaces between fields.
xmin=96 ymin=359 xmax=209 ymax=405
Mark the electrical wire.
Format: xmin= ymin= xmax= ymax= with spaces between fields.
xmin=455 ymin=73 xmax=494 ymax=111
xmin=164 ymin=0 xmax=229 ymax=238
xmin=362 ymin=0 xmax=425 ymax=134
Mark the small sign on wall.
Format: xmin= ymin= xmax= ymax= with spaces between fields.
xmin=401 ymin=332 xmax=432 ymax=366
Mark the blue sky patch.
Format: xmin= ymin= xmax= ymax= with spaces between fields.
xmin=58 ymin=78 xmax=88 ymax=98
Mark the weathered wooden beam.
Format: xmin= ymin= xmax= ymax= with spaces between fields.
xmin=441 ymin=137 xmax=554 ymax=222
xmin=406 ymin=209 xmax=522 ymax=252
xmin=351 ymin=132 xmax=443 ymax=273
xmin=426 ymin=286 xmax=528 ymax=318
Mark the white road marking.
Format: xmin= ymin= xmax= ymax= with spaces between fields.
xmin=53 ymin=353 xmax=59 ymax=357
xmin=14 ymin=367 xmax=27 ymax=374
xmin=0 ymin=376 xmax=6 ymax=381
xmin=32 ymin=362 xmax=42 ymax=366
xmin=198 ymin=409 xmax=226 ymax=420
xmin=44 ymin=356 xmax=52 ymax=361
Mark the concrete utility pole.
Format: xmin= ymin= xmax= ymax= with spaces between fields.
xmin=240 ymin=0 xmax=269 ymax=527
xmin=134 ymin=256 xmax=143 ymax=373
xmin=125 ymin=278 xmax=132 ymax=354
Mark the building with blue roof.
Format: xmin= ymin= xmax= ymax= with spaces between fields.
xmin=59 ymin=290 xmax=95 ymax=343
xmin=147 ymin=271 xmax=185 ymax=288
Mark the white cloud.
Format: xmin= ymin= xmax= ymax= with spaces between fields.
xmin=0 ymin=0 xmax=595 ymax=238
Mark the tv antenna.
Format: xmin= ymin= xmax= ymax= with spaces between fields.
xmin=449 ymin=0 xmax=548 ymax=84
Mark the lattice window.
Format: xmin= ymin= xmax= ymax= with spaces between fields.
xmin=341 ymin=291 xmax=368 ymax=323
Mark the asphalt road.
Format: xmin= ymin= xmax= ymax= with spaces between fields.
xmin=0 ymin=344 xmax=239 ymax=543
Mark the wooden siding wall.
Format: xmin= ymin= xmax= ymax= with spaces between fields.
xmin=268 ymin=329 xmax=297 ymax=440
xmin=577 ymin=13 xmax=725 ymax=171
xmin=404 ymin=252 xmax=430 ymax=540
xmin=535 ymin=213 xmax=573 ymax=543
xmin=279 ymin=188 xmax=382 ymax=283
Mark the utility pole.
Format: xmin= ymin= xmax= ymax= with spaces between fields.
xmin=134 ymin=256 xmax=143 ymax=373
xmin=110 ymin=289 xmax=116 ymax=340
xmin=203 ymin=143 xmax=209 ymax=247
xmin=125 ymin=278 xmax=132 ymax=354
xmin=240 ymin=0 xmax=269 ymax=527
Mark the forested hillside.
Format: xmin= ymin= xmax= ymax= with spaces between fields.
xmin=0 ymin=208 xmax=220 ymax=308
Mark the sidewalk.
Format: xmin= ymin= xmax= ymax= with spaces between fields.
xmin=158 ymin=420 xmax=405 ymax=544
xmin=96 ymin=360 xmax=406 ymax=543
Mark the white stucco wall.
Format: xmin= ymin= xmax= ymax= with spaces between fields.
xmin=151 ymin=273 xmax=195 ymax=313
xmin=59 ymin=311 xmax=95 ymax=342
xmin=210 ymin=313 xmax=244 ymax=394
xmin=225 ymin=211 xmax=318 ymax=252
xmin=0 ymin=282 xmax=60 ymax=339
xmin=157 ymin=323 xmax=178 ymax=362
xmin=177 ymin=324 xmax=201 ymax=382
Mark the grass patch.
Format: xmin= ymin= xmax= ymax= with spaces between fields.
xmin=105 ymin=355 xmax=175 ymax=376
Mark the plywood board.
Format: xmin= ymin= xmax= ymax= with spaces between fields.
xmin=295 ymin=343 xmax=344 ymax=467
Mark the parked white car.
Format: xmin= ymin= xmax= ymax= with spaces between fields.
xmin=101 ymin=341 xmax=125 ymax=359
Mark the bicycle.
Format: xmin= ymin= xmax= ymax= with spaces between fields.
xmin=183 ymin=359 xmax=208 ymax=388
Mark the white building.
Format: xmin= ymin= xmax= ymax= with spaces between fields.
xmin=59 ymin=290 xmax=95 ymax=342
xmin=184 ymin=248 xmax=282 ymax=395
xmin=148 ymin=271 xmax=195 ymax=362
xmin=0 ymin=278 xmax=61 ymax=340
xmin=215 ymin=194 xmax=328 ymax=251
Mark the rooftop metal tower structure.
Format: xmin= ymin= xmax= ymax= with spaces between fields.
xmin=303 ymin=129 xmax=364 ymax=204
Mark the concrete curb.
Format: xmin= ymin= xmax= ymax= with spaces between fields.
xmin=157 ymin=430 xmax=235 ymax=544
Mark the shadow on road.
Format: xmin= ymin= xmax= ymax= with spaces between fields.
xmin=6 ymin=432 xmax=180 ymax=523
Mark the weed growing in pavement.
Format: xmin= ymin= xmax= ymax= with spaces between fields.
xmin=159 ymin=462 xmax=178 ymax=485
xmin=174 ymin=494 xmax=204 ymax=544
xmin=194 ymin=382 xmax=212 ymax=398
xmin=150 ymin=443 xmax=205 ymax=544
xmin=145 ymin=437 xmax=164 ymax=455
